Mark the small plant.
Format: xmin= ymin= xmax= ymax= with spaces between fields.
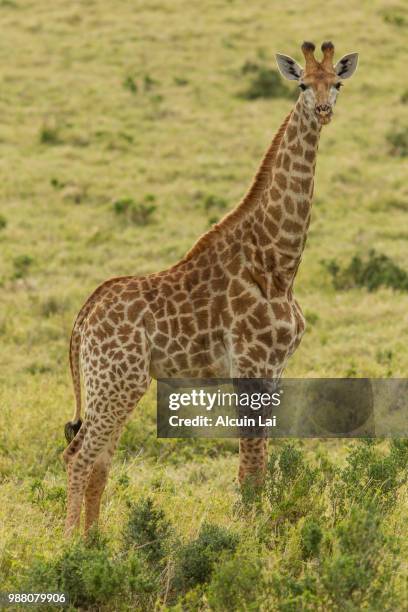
xmin=202 ymin=194 xmax=227 ymax=213
xmin=39 ymin=118 xmax=60 ymax=145
xmin=265 ymin=443 xmax=323 ymax=525
xmin=382 ymin=9 xmax=406 ymax=27
xmin=12 ymin=254 xmax=34 ymax=279
xmin=331 ymin=440 xmax=408 ymax=516
xmin=305 ymin=310 xmax=319 ymax=326
xmin=321 ymin=505 xmax=397 ymax=609
xmin=123 ymin=496 xmax=171 ymax=565
xmin=123 ymin=75 xmax=138 ymax=94
xmin=239 ymin=61 xmax=294 ymax=100
xmin=401 ymin=90 xmax=408 ymax=105
xmin=143 ymin=74 xmax=157 ymax=91
xmin=207 ymin=554 xmax=262 ymax=611
xmin=113 ymin=196 xmax=156 ymax=226
xmin=300 ymin=518 xmax=323 ymax=560
xmin=174 ymin=76 xmax=189 ymax=86
xmin=322 ymin=250 xmax=408 ymax=292
xmin=40 ymin=296 xmax=68 ymax=318
xmin=387 ymin=126 xmax=408 ymax=157
xmin=0 ymin=214 xmax=7 ymax=230
xmin=173 ymin=522 xmax=239 ymax=591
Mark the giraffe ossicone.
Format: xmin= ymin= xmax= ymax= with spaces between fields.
xmin=63 ymin=41 xmax=358 ymax=535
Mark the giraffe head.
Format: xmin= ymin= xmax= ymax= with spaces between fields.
xmin=276 ymin=41 xmax=358 ymax=125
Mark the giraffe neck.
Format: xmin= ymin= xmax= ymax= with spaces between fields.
xmin=258 ymin=98 xmax=321 ymax=288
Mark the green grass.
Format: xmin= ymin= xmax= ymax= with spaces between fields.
xmin=0 ymin=0 xmax=408 ymax=609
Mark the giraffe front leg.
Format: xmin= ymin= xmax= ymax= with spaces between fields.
xmin=233 ymin=371 xmax=282 ymax=490
xmin=238 ymin=437 xmax=268 ymax=487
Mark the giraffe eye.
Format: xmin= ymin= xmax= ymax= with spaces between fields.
xmin=335 ymin=82 xmax=343 ymax=90
xmin=299 ymin=83 xmax=308 ymax=91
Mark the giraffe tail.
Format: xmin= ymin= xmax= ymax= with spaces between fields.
xmin=64 ymin=322 xmax=83 ymax=444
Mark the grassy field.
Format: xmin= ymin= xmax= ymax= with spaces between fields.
xmin=1 ymin=0 xmax=408 ymax=609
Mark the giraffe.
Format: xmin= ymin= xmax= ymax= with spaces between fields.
xmin=63 ymin=41 xmax=358 ymax=535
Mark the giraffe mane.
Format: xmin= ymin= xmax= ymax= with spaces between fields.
xmin=176 ymin=110 xmax=293 ymax=265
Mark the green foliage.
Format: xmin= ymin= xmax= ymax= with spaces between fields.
xmin=300 ymin=518 xmax=322 ymax=560
xmin=239 ymin=61 xmax=294 ymax=100
xmin=0 ymin=214 xmax=7 ymax=230
xmin=123 ymin=74 xmax=138 ymax=93
xmin=113 ymin=196 xmax=157 ymax=225
xmin=173 ymin=522 xmax=239 ymax=591
xmin=123 ymin=496 xmax=172 ymax=565
xmin=323 ymin=250 xmax=408 ymax=292
xmin=387 ymin=126 xmax=408 ymax=157
xmin=207 ymin=554 xmax=262 ymax=611
xmin=39 ymin=119 xmax=60 ymax=145
xmin=331 ymin=440 xmax=408 ymax=516
xmin=12 ymin=254 xmax=34 ymax=279
xmin=265 ymin=443 xmax=323 ymax=525
xmin=382 ymin=8 xmax=407 ymax=27
xmin=321 ymin=505 xmax=397 ymax=609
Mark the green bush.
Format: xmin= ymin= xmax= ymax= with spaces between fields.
xmin=113 ymin=196 xmax=156 ymax=225
xmin=321 ymin=505 xmax=398 ymax=609
xmin=322 ymin=250 xmax=408 ymax=292
xmin=401 ymin=90 xmax=408 ymax=105
xmin=265 ymin=443 xmax=323 ymax=525
xmin=0 ymin=214 xmax=7 ymax=230
xmin=202 ymin=193 xmax=227 ymax=213
xmin=12 ymin=254 xmax=34 ymax=279
xmin=239 ymin=61 xmax=294 ymax=100
xmin=300 ymin=518 xmax=323 ymax=560
xmin=331 ymin=440 xmax=408 ymax=516
xmin=387 ymin=126 xmax=408 ymax=157
xmin=123 ymin=496 xmax=171 ymax=565
xmin=21 ymin=535 xmax=157 ymax=610
xmin=123 ymin=74 xmax=138 ymax=93
xmin=173 ymin=522 xmax=239 ymax=591
xmin=207 ymin=554 xmax=262 ymax=611
xmin=382 ymin=9 xmax=406 ymax=27
xmin=39 ymin=119 xmax=60 ymax=145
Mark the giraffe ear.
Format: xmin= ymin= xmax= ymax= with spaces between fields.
xmin=334 ymin=53 xmax=359 ymax=79
xmin=275 ymin=54 xmax=303 ymax=81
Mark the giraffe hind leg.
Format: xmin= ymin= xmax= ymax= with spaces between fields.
xmin=84 ymin=428 xmax=122 ymax=534
xmin=64 ymin=386 xmax=150 ymax=535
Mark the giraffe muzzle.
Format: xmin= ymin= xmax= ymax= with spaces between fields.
xmin=315 ymin=104 xmax=333 ymax=124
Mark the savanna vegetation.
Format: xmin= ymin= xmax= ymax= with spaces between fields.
xmin=0 ymin=0 xmax=407 ymax=610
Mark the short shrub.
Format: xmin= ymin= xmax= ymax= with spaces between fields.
xmin=322 ymin=250 xmax=408 ymax=292
xmin=265 ymin=443 xmax=323 ymax=524
xmin=39 ymin=119 xmax=60 ymax=145
xmin=40 ymin=296 xmax=69 ymax=318
xmin=387 ymin=126 xmax=408 ymax=157
xmin=21 ymin=536 xmax=157 ymax=610
xmin=331 ymin=440 xmax=408 ymax=516
xmin=207 ymin=554 xmax=262 ymax=611
xmin=269 ymin=572 xmax=319 ymax=610
xmin=382 ymin=9 xmax=406 ymax=27
xmin=173 ymin=522 xmax=239 ymax=591
xmin=202 ymin=194 xmax=227 ymax=213
xmin=123 ymin=496 xmax=171 ymax=565
xmin=12 ymin=254 xmax=34 ymax=279
xmin=0 ymin=214 xmax=7 ymax=230
xmin=300 ymin=518 xmax=323 ymax=560
xmin=239 ymin=61 xmax=294 ymax=100
xmin=22 ymin=538 xmax=123 ymax=609
xmin=321 ymin=506 xmax=397 ymax=609
xmin=113 ymin=196 xmax=156 ymax=225
xmin=123 ymin=75 xmax=138 ymax=93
